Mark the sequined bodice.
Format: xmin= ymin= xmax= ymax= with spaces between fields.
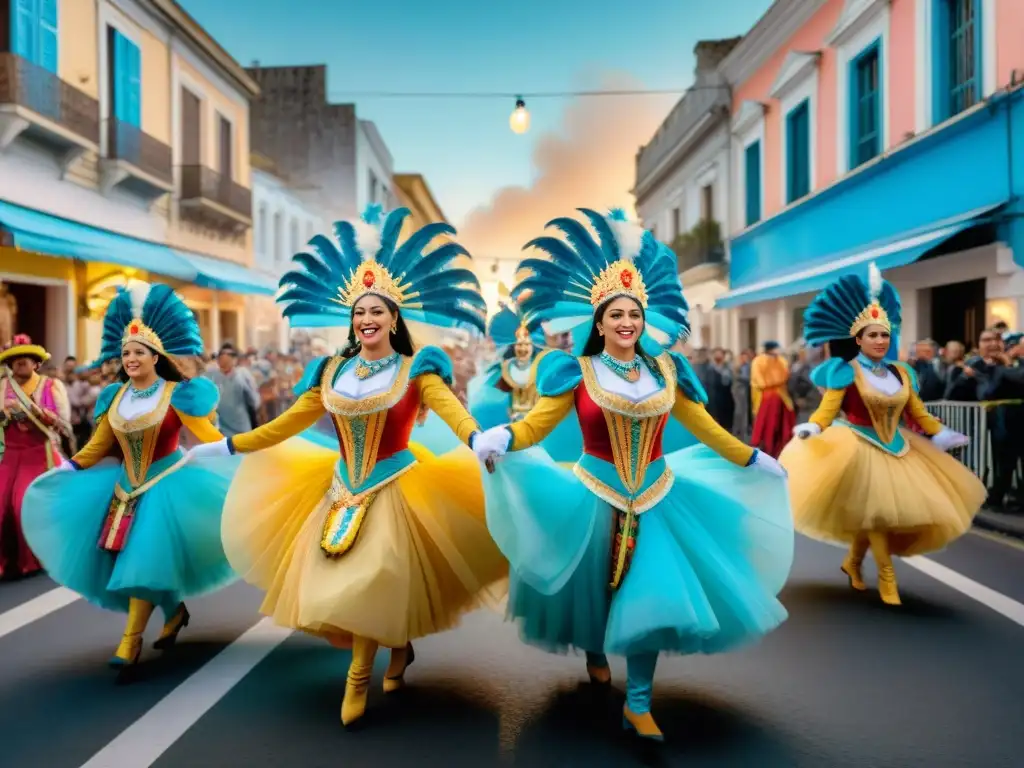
xmin=845 ymin=360 xmax=911 ymax=444
xmin=106 ymin=381 xmax=183 ymax=487
xmin=500 ymin=359 xmax=538 ymax=420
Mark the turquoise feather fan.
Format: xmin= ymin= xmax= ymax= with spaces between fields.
xmin=803 ymin=262 xmax=901 ymax=345
xmin=97 ymin=282 xmax=204 ymax=364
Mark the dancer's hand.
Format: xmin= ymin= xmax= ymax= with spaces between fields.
xmin=187 ymin=439 xmax=231 ymax=461
xmin=751 ymin=449 xmax=788 ymax=479
xmin=792 ymin=423 xmax=821 ymax=440
xmin=472 ymin=426 xmax=511 ymax=466
xmin=56 ymin=459 xmax=76 ymax=471
xmin=931 ymin=426 xmax=969 ymax=452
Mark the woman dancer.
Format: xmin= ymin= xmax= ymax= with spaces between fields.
xmin=471 ymin=209 xmax=793 ymax=741
xmin=779 ymin=263 xmax=984 ymax=605
xmin=187 ymin=206 xmax=507 ymax=727
xmin=21 ymin=282 xmax=236 ymax=674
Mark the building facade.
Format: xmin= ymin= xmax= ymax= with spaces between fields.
xmin=0 ymin=0 xmax=274 ymax=362
xmin=634 ymin=38 xmax=739 ymax=349
xmin=715 ymin=0 xmax=1024 ymax=354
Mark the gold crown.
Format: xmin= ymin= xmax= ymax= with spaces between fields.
xmin=514 ymin=324 xmax=531 ymax=343
xmin=849 ymin=301 xmax=891 ymax=337
xmin=590 ymin=259 xmax=648 ymax=309
xmin=337 ymin=261 xmax=408 ymax=308
xmin=122 ymin=318 xmax=165 ymax=353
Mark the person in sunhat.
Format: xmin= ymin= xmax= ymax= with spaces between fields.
xmin=0 ymin=334 xmax=71 ymax=579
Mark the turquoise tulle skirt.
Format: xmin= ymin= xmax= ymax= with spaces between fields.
xmin=483 ymin=445 xmax=793 ymax=657
xmin=21 ymin=451 xmax=240 ymax=613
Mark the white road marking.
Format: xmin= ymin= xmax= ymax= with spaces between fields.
xmin=905 ymin=556 xmax=1024 ymax=629
xmin=78 ymin=617 xmax=293 ymax=768
xmin=0 ymin=587 xmax=79 ymax=641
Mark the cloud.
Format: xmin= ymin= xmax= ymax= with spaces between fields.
xmin=458 ymin=71 xmax=675 ymax=261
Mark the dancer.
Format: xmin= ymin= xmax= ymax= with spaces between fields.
xmin=0 ymin=335 xmax=71 ymax=579
xmin=471 ymin=209 xmax=793 ymax=741
xmin=187 ymin=206 xmax=507 ymax=727
xmin=20 ymin=282 xmax=237 ymax=674
xmin=750 ymin=341 xmax=795 ymax=457
xmin=779 ymin=263 xmax=984 ymax=605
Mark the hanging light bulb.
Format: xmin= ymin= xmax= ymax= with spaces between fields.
xmin=509 ymin=96 xmax=530 ymax=134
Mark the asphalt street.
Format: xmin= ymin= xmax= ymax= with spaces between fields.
xmin=0 ymin=532 xmax=1022 ymax=768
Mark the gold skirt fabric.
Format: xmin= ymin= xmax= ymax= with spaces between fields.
xmin=779 ymin=425 xmax=986 ymax=556
xmin=221 ymin=439 xmax=508 ymax=648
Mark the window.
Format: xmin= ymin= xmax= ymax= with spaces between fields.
xmin=368 ymin=171 xmax=378 ymax=205
xmin=744 ymin=141 xmax=761 ymax=226
xmin=289 ymin=219 xmax=298 ymax=256
xmin=107 ymin=28 xmax=141 ymax=127
xmin=672 ymin=208 xmax=681 ymax=238
xmin=180 ymin=87 xmax=201 ymax=165
xmin=218 ymin=115 xmax=233 ymax=180
xmin=785 ymin=100 xmax=811 ymax=203
xmin=933 ymin=0 xmax=982 ymax=122
xmin=700 ymin=184 xmax=714 ymax=222
xmin=850 ymin=41 xmax=881 ymax=169
xmin=10 ymin=0 xmax=57 ymax=73
xmin=256 ymin=205 xmax=267 ymax=256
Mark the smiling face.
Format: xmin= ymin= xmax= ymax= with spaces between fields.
xmin=597 ymin=296 xmax=644 ymax=354
xmin=513 ymin=339 xmax=532 ymax=362
xmin=352 ymin=294 xmax=395 ymax=354
xmin=855 ymin=324 xmax=891 ymax=362
xmin=121 ymin=341 xmax=158 ymax=381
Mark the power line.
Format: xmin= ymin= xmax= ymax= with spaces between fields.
xmin=326 ymin=85 xmax=728 ymax=100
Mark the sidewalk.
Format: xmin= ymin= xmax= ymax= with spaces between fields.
xmin=974 ymin=507 xmax=1024 ymax=540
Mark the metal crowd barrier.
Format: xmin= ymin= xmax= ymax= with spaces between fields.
xmin=924 ymin=399 xmax=1022 ymax=488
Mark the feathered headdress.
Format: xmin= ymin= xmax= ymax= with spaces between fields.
xmin=513 ymin=208 xmax=690 ymax=351
xmin=488 ymin=281 xmax=546 ymax=349
xmin=277 ymin=205 xmax=487 ymax=334
xmin=803 ymin=262 xmax=901 ymax=345
xmin=97 ymin=281 xmax=204 ymax=364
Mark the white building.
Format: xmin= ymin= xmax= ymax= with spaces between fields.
xmin=356 ymin=120 xmax=395 ymax=214
xmin=633 ymin=39 xmax=740 ymax=350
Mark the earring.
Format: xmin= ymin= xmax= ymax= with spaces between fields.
xmin=390 ymin=321 xmax=397 ymax=334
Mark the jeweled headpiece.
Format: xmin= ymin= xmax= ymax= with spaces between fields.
xmin=513 ymin=208 xmax=690 ymax=352
xmin=488 ymin=280 xmax=545 ymax=348
xmin=96 ymin=281 xmax=203 ymax=365
xmin=804 ymin=262 xmax=901 ymax=346
xmin=277 ymin=205 xmax=487 ymax=334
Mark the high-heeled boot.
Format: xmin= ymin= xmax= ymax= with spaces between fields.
xmin=868 ymin=531 xmax=901 ymax=605
xmin=341 ymin=635 xmax=378 ymax=726
xmin=622 ymin=652 xmax=663 ymax=742
xmin=153 ymin=601 xmax=190 ymax=650
xmin=110 ymin=598 xmax=154 ymax=669
xmin=383 ymin=642 xmax=414 ymax=693
xmin=841 ymin=536 xmax=869 ymax=591
xmin=585 ymin=651 xmax=611 ymax=685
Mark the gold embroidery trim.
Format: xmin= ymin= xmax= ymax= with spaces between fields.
xmin=578 ymin=354 xmax=676 ymax=418
xmin=319 ymin=464 xmax=416 ymax=557
xmin=572 ymin=463 xmax=673 ymax=514
xmin=850 ymin=360 xmax=910 ymax=445
xmin=319 ymin=355 xmax=415 ymax=417
xmin=601 ymin=409 xmax=662 ymax=494
xmin=107 ymin=381 xmax=175 ymax=487
xmin=102 ymin=453 xmax=189 ymax=549
xmin=332 ymin=408 xmax=388 ymax=488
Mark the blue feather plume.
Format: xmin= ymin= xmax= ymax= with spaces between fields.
xmin=803 ymin=262 xmax=902 ymax=345
xmin=96 ymin=283 xmax=204 ymax=365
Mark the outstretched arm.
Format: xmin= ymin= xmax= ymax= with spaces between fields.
xmin=418 ymin=373 xmax=480 ymax=445
xmin=68 ymin=417 xmax=117 ymax=469
xmin=506 ymin=392 xmax=575 ymax=450
xmin=229 ymin=390 xmax=326 ymax=453
xmin=671 ymin=395 xmax=755 ymax=467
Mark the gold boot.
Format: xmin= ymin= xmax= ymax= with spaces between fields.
xmin=153 ymin=603 xmax=190 ymax=650
xmin=110 ymin=598 xmax=154 ymax=669
xmin=622 ymin=706 xmax=664 ymax=742
xmin=841 ymin=536 xmax=869 ymax=591
xmin=868 ymin=532 xmax=901 ymax=605
xmin=383 ymin=642 xmax=414 ymax=693
xmin=341 ymin=635 xmax=378 ymax=726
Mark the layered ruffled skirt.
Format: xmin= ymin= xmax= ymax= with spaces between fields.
xmin=779 ymin=425 xmax=986 ymax=556
xmin=221 ymin=438 xmax=508 ymax=649
xmin=21 ymin=451 xmax=239 ymax=612
xmin=484 ymin=445 xmax=793 ymax=657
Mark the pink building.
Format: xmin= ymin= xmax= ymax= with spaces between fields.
xmin=713 ymin=0 xmax=1024 ymax=354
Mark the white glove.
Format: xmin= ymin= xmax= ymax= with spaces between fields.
xmin=931 ymin=426 xmax=969 ymax=452
xmin=793 ymin=423 xmax=821 ymax=440
xmin=187 ymin=439 xmax=231 ymax=461
xmin=57 ymin=459 xmax=76 ymax=471
xmin=473 ymin=426 xmax=511 ymax=463
xmin=752 ymin=449 xmax=788 ymax=479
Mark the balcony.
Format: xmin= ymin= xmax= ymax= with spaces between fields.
xmin=671 ymin=219 xmax=726 ymax=278
xmin=178 ymin=165 xmax=252 ymax=231
xmin=99 ymin=119 xmax=174 ymax=204
xmin=0 ymin=53 xmax=99 ymax=172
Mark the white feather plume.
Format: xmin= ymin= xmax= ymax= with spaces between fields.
xmin=868 ymin=262 xmax=883 ymax=301
xmin=125 ymin=280 xmax=151 ymax=319
xmin=610 ymin=218 xmax=645 ymax=262
xmin=352 ymin=220 xmax=383 ymax=262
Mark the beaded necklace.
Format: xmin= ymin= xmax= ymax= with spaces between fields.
xmin=354 ymin=352 xmax=400 ymax=380
xmin=599 ymin=351 xmax=642 ymax=383
xmin=129 ymin=379 xmax=161 ymax=400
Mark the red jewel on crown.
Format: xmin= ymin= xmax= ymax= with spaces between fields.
xmin=362 ymin=270 xmax=375 ymax=288
xmin=870 ymin=306 xmax=879 ymax=319
xmin=130 ymin=324 xmax=139 ymax=334
xmin=620 ymin=269 xmax=633 ymax=288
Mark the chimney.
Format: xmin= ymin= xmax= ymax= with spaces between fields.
xmin=694 ymin=37 xmax=742 ymax=76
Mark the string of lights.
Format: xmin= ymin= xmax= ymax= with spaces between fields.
xmin=326 ymin=85 xmax=727 ymax=99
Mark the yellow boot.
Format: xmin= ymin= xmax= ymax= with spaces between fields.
xmin=341 ymin=635 xmax=378 ymax=726
xmin=154 ymin=603 xmax=190 ymax=650
xmin=110 ymin=598 xmax=154 ymax=669
xmin=868 ymin=532 xmax=901 ymax=605
xmin=841 ymin=536 xmax=869 ymax=591
xmin=383 ymin=642 xmax=414 ymax=693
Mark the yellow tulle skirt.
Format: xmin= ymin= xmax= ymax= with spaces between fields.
xmin=221 ymin=439 xmax=508 ymax=649
xmin=779 ymin=425 xmax=986 ymax=556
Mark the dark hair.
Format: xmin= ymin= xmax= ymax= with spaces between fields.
xmin=581 ymin=296 xmax=660 ymax=370
xmin=502 ymin=343 xmax=538 ymax=361
xmin=340 ymin=295 xmax=415 ymax=359
xmin=117 ymin=347 xmax=184 ymax=383
xmin=827 ymin=327 xmax=876 ymax=362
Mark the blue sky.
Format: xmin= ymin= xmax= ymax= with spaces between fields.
xmin=179 ymin=0 xmax=773 ymax=228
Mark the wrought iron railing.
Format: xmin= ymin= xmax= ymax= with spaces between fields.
xmin=179 ymin=165 xmax=252 ymax=220
xmin=106 ymin=118 xmax=172 ymax=184
xmin=0 ymin=53 xmax=99 ymax=144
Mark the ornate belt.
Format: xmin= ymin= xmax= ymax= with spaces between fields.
xmin=98 ymin=454 xmax=188 ymax=553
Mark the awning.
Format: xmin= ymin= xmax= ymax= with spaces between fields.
xmin=174 ymin=251 xmax=279 ymax=296
xmin=0 ymin=199 xmax=197 ymax=281
xmin=715 ymin=204 xmax=1003 ymax=309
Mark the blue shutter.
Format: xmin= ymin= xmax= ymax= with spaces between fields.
xmin=112 ymin=31 xmax=129 ymax=122
xmin=786 ymin=101 xmax=810 ymax=203
xmin=744 ymin=141 xmax=761 ymax=227
xmin=37 ymin=0 xmax=58 ymax=73
xmin=12 ymin=0 xmax=36 ymax=62
xmin=126 ymin=40 xmax=141 ymax=127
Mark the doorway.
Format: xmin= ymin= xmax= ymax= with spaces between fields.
xmin=930 ymin=278 xmax=986 ymax=348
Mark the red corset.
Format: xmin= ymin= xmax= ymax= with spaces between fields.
xmin=840 ymin=367 xmax=923 ymax=430
xmin=333 ymin=383 xmax=422 ymax=463
xmin=573 ymin=384 xmax=667 ymax=465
